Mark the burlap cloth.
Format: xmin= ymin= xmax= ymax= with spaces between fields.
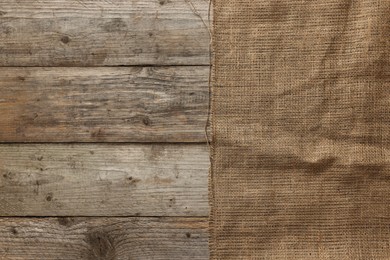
xmin=210 ymin=0 xmax=390 ymax=259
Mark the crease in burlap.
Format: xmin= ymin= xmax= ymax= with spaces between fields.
xmin=210 ymin=0 xmax=390 ymax=259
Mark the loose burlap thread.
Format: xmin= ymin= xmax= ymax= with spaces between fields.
xmin=210 ymin=0 xmax=390 ymax=259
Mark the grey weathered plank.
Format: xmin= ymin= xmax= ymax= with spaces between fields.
xmin=0 ymin=217 xmax=208 ymax=259
xmin=0 ymin=66 xmax=208 ymax=142
xmin=0 ymin=0 xmax=210 ymax=66
xmin=0 ymin=144 xmax=209 ymax=216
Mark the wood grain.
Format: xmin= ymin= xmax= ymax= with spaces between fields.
xmin=0 ymin=144 xmax=209 ymax=217
xmin=0 ymin=0 xmax=210 ymax=66
xmin=0 ymin=66 xmax=208 ymax=142
xmin=0 ymin=217 xmax=208 ymax=259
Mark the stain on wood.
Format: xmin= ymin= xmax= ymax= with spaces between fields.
xmin=0 ymin=67 xmax=209 ymax=142
xmin=0 ymin=144 xmax=209 ymax=216
xmin=86 ymin=231 xmax=115 ymax=260
xmin=0 ymin=217 xmax=209 ymax=259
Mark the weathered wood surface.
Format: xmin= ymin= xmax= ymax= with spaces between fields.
xmin=0 ymin=0 xmax=210 ymax=66
xmin=0 ymin=144 xmax=209 ymax=217
xmin=0 ymin=67 xmax=208 ymax=142
xmin=0 ymin=217 xmax=208 ymax=259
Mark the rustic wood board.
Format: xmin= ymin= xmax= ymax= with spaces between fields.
xmin=0 ymin=144 xmax=209 ymax=217
xmin=0 ymin=67 xmax=208 ymax=142
xmin=0 ymin=217 xmax=208 ymax=259
xmin=0 ymin=0 xmax=210 ymax=66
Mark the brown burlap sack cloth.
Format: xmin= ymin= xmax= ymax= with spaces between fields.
xmin=210 ymin=0 xmax=389 ymax=259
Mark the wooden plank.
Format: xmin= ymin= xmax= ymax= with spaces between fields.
xmin=0 ymin=144 xmax=209 ymax=216
xmin=0 ymin=66 xmax=208 ymax=142
xmin=0 ymin=0 xmax=210 ymax=66
xmin=0 ymin=217 xmax=208 ymax=259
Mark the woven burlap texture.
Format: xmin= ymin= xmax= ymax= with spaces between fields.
xmin=210 ymin=0 xmax=390 ymax=259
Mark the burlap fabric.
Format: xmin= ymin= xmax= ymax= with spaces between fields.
xmin=210 ymin=0 xmax=389 ymax=259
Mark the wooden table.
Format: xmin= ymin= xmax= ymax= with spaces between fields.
xmin=0 ymin=0 xmax=210 ymax=258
